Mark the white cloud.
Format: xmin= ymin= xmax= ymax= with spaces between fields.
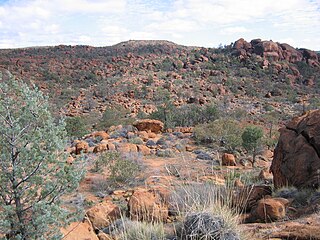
xmin=221 ymin=27 xmax=251 ymax=35
xmin=0 ymin=0 xmax=319 ymax=49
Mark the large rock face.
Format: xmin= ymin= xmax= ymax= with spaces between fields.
xmin=271 ymin=110 xmax=320 ymax=189
xmin=232 ymin=38 xmax=318 ymax=65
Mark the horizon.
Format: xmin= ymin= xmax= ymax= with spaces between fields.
xmin=0 ymin=0 xmax=319 ymax=50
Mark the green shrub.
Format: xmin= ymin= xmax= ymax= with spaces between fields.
xmin=93 ymin=152 xmax=140 ymax=186
xmin=96 ymin=105 xmax=134 ymax=130
xmin=241 ymin=125 xmax=263 ymax=166
xmin=193 ymin=118 xmax=243 ymax=151
xmin=93 ymin=151 xmax=120 ymax=173
xmin=65 ymin=116 xmax=90 ymax=138
xmin=150 ymin=104 xmax=219 ymax=129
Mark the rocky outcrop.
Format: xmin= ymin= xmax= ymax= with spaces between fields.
xmin=133 ymin=119 xmax=164 ymax=133
xmin=271 ymin=110 xmax=320 ymax=189
xmin=232 ymin=38 xmax=318 ymax=66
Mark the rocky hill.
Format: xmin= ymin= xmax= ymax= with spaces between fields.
xmin=1 ymin=39 xmax=320 ymax=239
xmin=0 ymin=38 xmax=319 ymax=127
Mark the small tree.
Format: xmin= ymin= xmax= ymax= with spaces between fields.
xmin=241 ymin=125 xmax=263 ymax=166
xmin=65 ymin=116 xmax=90 ymax=138
xmin=0 ymin=76 xmax=85 ymax=239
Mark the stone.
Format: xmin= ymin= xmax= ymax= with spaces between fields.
xmin=97 ymin=232 xmax=113 ymax=240
xmin=222 ymin=153 xmax=236 ymax=166
xmin=195 ymin=151 xmax=213 ymax=160
xmin=259 ymin=169 xmax=273 ymax=182
xmin=86 ymin=200 xmax=121 ymax=230
xmin=271 ymin=110 xmax=320 ymax=189
xmin=133 ymin=119 xmax=164 ymax=133
xmin=116 ymin=143 xmax=137 ymax=153
xmin=75 ymin=140 xmax=89 ymax=155
xmin=253 ymin=198 xmax=289 ymax=222
xmin=66 ymin=156 xmax=75 ymax=165
xmin=107 ymin=143 xmax=116 ymax=151
xmin=87 ymin=131 xmax=109 ymax=140
xmin=137 ymin=145 xmax=151 ymax=155
xmin=93 ymin=143 xmax=107 ymax=153
xmin=233 ymin=185 xmax=272 ymax=211
xmin=128 ymin=188 xmax=168 ymax=222
xmin=61 ymin=218 xmax=99 ymax=240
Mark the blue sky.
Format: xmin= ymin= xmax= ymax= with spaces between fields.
xmin=0 ymin=0 xmax=319 ymax=50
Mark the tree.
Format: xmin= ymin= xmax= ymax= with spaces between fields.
xmin=0 ymin=75 xmax=85 ymax=239
xmin=241 ymin=125 xmax=263 ymax=166
xmin=65 ymin=116 xmax=89 ymax=138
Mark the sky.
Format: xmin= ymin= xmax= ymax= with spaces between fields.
xmin=0 ymin=0 xmax=319 ymax=50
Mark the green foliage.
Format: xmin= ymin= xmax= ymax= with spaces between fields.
xmin=193 ymin=119 xmax=243 ymax=151
xmin=94 ymin=152 xmax=140 ymax=185
xmin=0 ymin=76 xmax=85 ymax=239
xmin=93 ymin=151 xmax=119 ymax=173
xmin=150 ymin=104 xmax=219 ymax=129
xmin=241 ymin=125 xmax=263 ymax=164
xmin=65 ymin=116 xmax=90 ymax=138
xmin=96 ymin=105 xmax=134 ymax=130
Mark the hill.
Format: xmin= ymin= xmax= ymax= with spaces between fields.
xmin=0 ymin=38 xmax=319 ymax=127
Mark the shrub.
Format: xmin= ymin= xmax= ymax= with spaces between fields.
xmin=65 ymin=116 xmax=90 ymax=138
xmin=104 ymin=218 xmax=166 ymax=240
xmin=119 ymin=220 xmax=166 ymax=240
xmin=193 ymin=119 xmax=243 ymax=151
xmin=180 ymin=211 xmax=240 ymax=240
xmin=93 ymin=152 xmax=141 ymax=186
xmin=96 ymin=105 xmax=134 ymax=130
xmin=0 ymin=76 xmax=85 ymax=239
xmin=241 ymin=125 xmax=263 ymax=166
xmin=93 ymin=151 xmax=120 ymax=173
xmin=150 ymin=103 xmax=219 ymax=129
xmin=169 ymin=183 xmax=245 ymax=239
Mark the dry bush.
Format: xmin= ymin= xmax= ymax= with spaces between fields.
xmin=103 ymin=218 xmax=166 ymax=240
xmin=169 ymin=182 xmax=247 ymax=240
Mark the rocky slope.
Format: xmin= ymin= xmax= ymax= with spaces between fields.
xmin=0 ymin=38 xmax=319 ymax=124
xmin=0 ymin=38 xmax=320 ymax=239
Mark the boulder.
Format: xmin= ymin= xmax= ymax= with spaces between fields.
xmin=233 ymin=38 xmax=252 ymax=51
xmin=93 ymin=143 xmax=107 ymax=153
xmin=271 ymin=110 xmax=320 ymax=189
xmin=107 ymin=143 xmax=116 ymax=151
xmin=233 ymin=185 xmax=272 ymax=211
xmin=116 ymin=143 xmax=138 ymax=153
xmin=222 ymin=153 xmax=236 ymax=166
xmin=253 ymin=198 xmax=289 ymax=222
xmin=86 ymin=200 xmax=121 ymax=230
xmin=86 ymin=131 xmax=109 ymax=140
xmin=61 ymin=218 xmax=99 ymax=240
xmin=137 ymin=145 xmax=151 ymax=155
xmin=66 ymin=156 xmax=75 ymax=165
xmin=259 ymin=169 xmax=273 ymax=183
xmin=133 ymin=119 xmax=164 ymax=133
xmin=75 ymin=141 xmax=89 ymax=155
xmin=281 ymin=43 xmax=303 ymax=62
xmin=128 ymin=188 xmax=169 ymax=222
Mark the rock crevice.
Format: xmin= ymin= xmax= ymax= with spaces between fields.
xmin=271 ymin=110 xmax=320 ymax=189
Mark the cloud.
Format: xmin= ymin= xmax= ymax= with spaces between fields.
xmin=221 ymin=27 xmax=251 ymax=35
xmin=0 ymin=0 xmax=319 ymax=49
